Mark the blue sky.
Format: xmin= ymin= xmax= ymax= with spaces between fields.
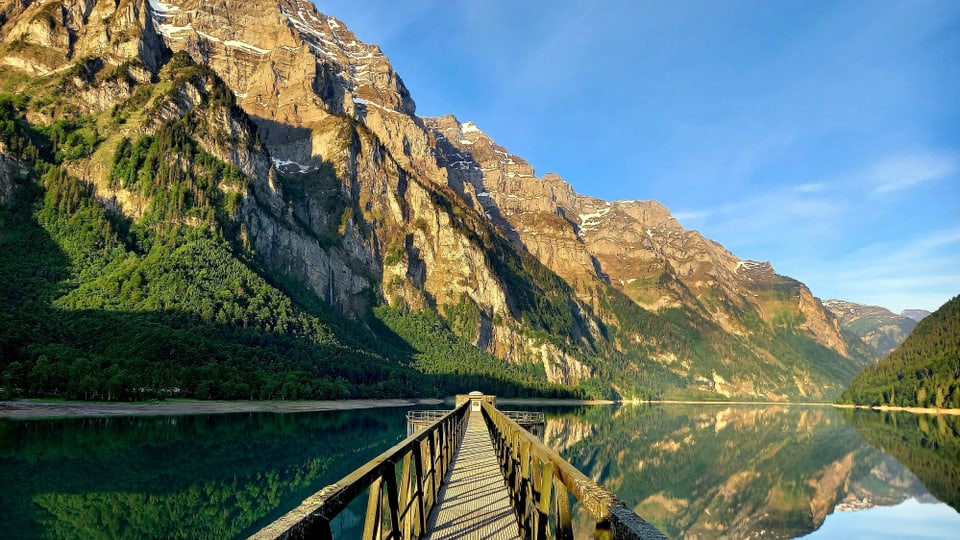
xmin=316 ymin=0 xmax=960 ymax=313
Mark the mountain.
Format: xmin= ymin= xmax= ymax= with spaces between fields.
xmin=901 ymin=309 xmax=932 ymax=322
xmin=824 ymin=300 xmax=918 ymax=358
xmin=0 ymin=0 xmax=872 ymax=401
xmin=839 ymin=294 xmax=960 ymax=408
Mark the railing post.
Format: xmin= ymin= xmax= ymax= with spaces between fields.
xmin=362 ymin=476 xmax=383 ymax=540
xmin=553 ymin=476 xmax=573 ymax=540
xmin=519 ymin=438 xmax=532 ymax=536
xmin=318 ymin=518 xmax=334 ymax=540
xmin=536 ymin=459 xmax=553 ymax=540
xmin=427 ymin=428 xmax=438 ymax=507
xmin=383 ymin=461 xmax=401 ymax=540
xmin=437 ymin=420 xmax=447 ymax=482
xmin=412 ymin=440 xmax=426 ymax=537
xmin=594 ymin=520 xmax=613 ymax=540
xmin=399 ymin=452 xmax=413 ymax=539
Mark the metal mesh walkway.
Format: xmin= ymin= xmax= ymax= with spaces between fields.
xmin=425 ymin=411 xmax=521 ymax=540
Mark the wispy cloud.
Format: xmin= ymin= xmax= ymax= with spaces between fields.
xmin=672 ymin=209 xmax=713 ymax=223
xmin=869 ymin=153 xmax=957 ymax=194
xmin=794 ymin=183 xmax=827 ymax=193
xmin=673 ymin=182 xmax=843 ymax=247
xmin=786 ymin=227 xmax=960 ymax=311
xmin=672 ymin=176 xmax=960 ymax=311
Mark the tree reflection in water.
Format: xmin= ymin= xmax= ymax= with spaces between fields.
xmin=0 ymin=409 xmax=407 ymax=539
xmin=544 ymin=404 xmax=959 ymax=540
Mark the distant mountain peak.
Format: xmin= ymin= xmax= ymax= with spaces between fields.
xmin=824 ymin=300 xmax=918 ymax=358
xmin=901 ymin=309 xmax=932 ymax=322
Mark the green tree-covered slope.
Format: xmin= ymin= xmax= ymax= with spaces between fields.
xmin=0 ymin=58 xmax=571 ymax=401
xmin=839 ymin=294 xmax=960 ymax=408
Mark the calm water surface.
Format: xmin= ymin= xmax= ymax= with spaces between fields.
xmin=0 ymin=404 xmax=957 ymax=539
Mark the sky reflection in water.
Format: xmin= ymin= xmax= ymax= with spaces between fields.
xmin=800 ymin=497 xmax=960 ymax=540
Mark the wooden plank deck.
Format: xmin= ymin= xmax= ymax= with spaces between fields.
xmin=425 ymin=411 xmax=521 ymax=540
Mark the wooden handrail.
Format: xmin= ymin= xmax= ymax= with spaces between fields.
xmin=250 ymin=400 xmax=470 ymax=540
xmin=502 ymin=410 xmax=545 ymax=426
xmin=480 ymin=401 xmax=667 ymax=540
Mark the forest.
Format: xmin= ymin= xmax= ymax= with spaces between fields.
xmin=839 ymin=294 xmax=960 ymax=408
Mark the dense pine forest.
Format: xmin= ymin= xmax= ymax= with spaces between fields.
xmin=839 ymin=294 xmax=960 ymax=408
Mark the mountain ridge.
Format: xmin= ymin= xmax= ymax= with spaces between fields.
xmin=901 ymin=309 xmax=932 ymax=322
xmin=0 ymin=0 xmax=873 ymax=401
xmin=824 ymin=299 xmax=918 ymax=358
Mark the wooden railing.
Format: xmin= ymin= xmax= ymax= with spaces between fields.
xmin=251 ymin=400 xmax=469 ymax=540
xmin=481 ymin=401 xmax=667 ymax=540
xmin=503 ymin=410 xmax=546 ymax=427
xmin=405 ymin=410 xmax=449 ymax=423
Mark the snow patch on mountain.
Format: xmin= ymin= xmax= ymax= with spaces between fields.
xmin=272 ymin=158 xmax=316 ymax=174
xmin=578 ymin=206 xmax=612 ymax=233
xmin=736 ymin=260 xmax=768 ymax=273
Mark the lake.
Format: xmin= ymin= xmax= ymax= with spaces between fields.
xmin=0 ymin=403 xmax=957 ymax=539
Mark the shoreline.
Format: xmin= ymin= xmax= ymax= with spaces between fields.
xmin=3 ymin=398 xmax=958 ymax=420
xmin=0 ymin=397 xmax=613 ymax=419
xmin=495 ymin=398 xmax=614 ymax=406
xmin=0 ymin=398 xmax=444 ymax=419
xmin=832 ymin=403 xmax=960 ymax=416
xmin=638 ymin=399 xmax=837 ymax=407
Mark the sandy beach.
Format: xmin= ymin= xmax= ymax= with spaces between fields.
xmin=832 ymin=403 xmax=960 ymax=416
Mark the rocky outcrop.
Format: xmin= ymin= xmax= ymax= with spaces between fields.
xmin=0 ymin=145 xmax=28 ymax=205
xmin=1 ymin=0 xmax=166 ymax=76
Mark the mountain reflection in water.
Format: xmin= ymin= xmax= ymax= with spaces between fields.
xmin=543 ymin=404 xmax=960 ymax=539
xmin=0 ymin=404 xmax=957 ymax=539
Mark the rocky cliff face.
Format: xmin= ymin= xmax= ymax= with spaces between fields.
xmin=1 ymin=0 xmax=166 ymax=76
xmin=138 ymin=0 xmax=617 ymax=383
xmin=0 ymin=146 xmax=28 ymax=205
xmin=0 ymin=0 xmax=874 ymax=398
xmin=2 ymin=0 xmax=597 ymax=384
xmin=426 ymin=114 xmax=853 ymax=363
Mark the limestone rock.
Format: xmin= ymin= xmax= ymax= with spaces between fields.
xmin=426 ymin=115 xmax=854 ymax=365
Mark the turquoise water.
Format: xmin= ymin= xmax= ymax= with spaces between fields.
xmin=0 ymin=403 xmax=957 ymax=539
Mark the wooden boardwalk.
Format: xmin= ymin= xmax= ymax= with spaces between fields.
xmin=425 ymin=411 xmax=521 ymax=540
xmin=252 ymin=395 xmax=667 ymax=540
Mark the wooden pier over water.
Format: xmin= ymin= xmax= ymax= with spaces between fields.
xmin=251 ymin=393 xmax=666 ymax=540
